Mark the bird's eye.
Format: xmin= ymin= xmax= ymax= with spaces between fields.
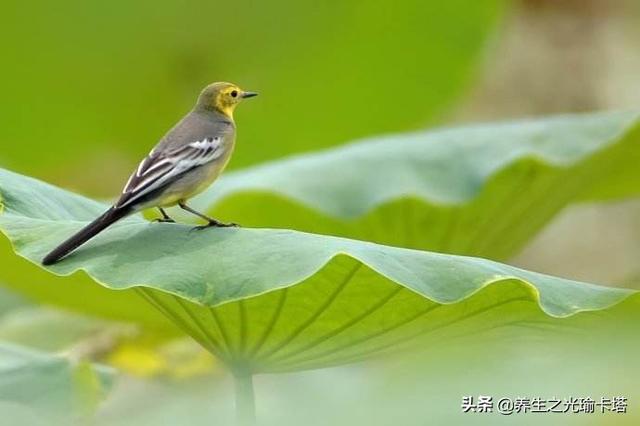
xmin=230 ymin=90 xmax=238 ymax=98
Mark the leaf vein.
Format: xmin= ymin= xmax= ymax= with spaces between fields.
xmin=256 ymin=262 xmax=362 ymax=362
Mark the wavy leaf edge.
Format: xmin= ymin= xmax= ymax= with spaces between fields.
xmin=194 ymin=111 xmax=640 ymax=219
xmin=0 ymin=219 xmax=635 ymax=321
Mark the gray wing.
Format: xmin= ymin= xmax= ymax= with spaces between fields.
xmin=115 ymin=136 xmax=224 ymax=209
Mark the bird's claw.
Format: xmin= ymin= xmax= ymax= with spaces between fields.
xmin=217 ymin=221 xmax=240 ymax=228
xmin=191 ymin=221 xmax=240 ymax=231
xmin=153 ymin=218 xmax=176 ymax=223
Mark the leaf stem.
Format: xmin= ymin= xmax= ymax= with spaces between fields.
xmin=232 ymin=366 xmax=256 ymax=426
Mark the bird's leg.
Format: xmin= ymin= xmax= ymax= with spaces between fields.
xmin=178 ymin=202 xmax=239 ymax=229
xmin=154 ymin=207 xmax=176 ymax=223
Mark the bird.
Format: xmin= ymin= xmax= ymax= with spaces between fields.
xmin=42 ymin=82 xmax=257 ymax=266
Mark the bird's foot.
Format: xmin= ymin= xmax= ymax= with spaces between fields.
xmin=192 ymin=220 xmax=240 ymax=231
xmin=153 ymin=218 xmax=176 ymax=223
xmin=214 ymin=220 xmax=240 ymax=228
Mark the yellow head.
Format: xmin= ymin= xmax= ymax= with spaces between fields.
xmin=196 ymin=82 xmax=257 ymax=118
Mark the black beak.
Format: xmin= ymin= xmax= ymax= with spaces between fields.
xmin=241 ymin=91 xmax=258 ymax=99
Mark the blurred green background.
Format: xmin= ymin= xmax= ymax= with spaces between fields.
xmin=1 ymin=0 xmax=503 ymax=195
xmin=1 ymin=0 xmax=640 ymax=425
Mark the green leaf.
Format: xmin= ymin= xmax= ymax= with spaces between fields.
xmin=0 ymin=171 xmax=177 ymax=330
xmin=0 ymin=287 xmax=29 ymax=314
xmin=0 ymin=168 xmax=636 ymax=372
xmin=190 ymin=111 xmax=640 ymax=258
xmin=0 ymin=307 xmax=111 ymax=352
xmin=0 ymin=0 xmax=505 ymax=176
xmin=0 ymin=342 xmax=113 ymax=424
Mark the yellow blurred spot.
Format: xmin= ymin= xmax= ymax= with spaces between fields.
xmin=107 ymin=342 xmax=167 ymax=377
xmin=106 ymin=337 xmax=218 ymax=379
xmin=169 ymin=349 xmax=216 ymax=379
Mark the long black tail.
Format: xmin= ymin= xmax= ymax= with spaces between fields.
xmin=42 ymin=207 xmax=132 ymax=265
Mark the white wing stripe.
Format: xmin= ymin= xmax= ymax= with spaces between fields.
xmin=136 ymin=159 xmax=147 ymax=176
xmin=118 ymin=137 xmax=223 ymax=208
xmin=143 ymin=157 xmax=174 ymax=175
xmin=122 ymin=174 xmax=135 ymax=195
xmin=128 ymin=161 xmax=174 ymax=194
